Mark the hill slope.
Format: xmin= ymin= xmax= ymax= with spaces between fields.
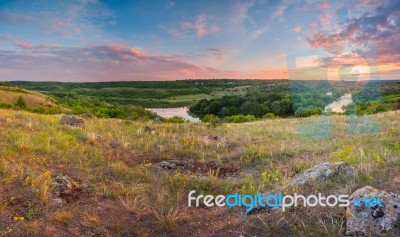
xmin=0 ymin=109 xmax=399 ymax=236
xmin=0 ymin=83 xmax=64 ymax=114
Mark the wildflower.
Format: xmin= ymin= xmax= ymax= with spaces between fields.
xmin=13 ymin=216 xmax=25 ymax=221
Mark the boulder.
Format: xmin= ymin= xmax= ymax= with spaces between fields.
xmin=346 ymin=186 xmax=400 ymax=236
xmin=287 ymin=162 xmax=355 ymax=186
xmin=60 ymin=115 xmax=85 ymax=128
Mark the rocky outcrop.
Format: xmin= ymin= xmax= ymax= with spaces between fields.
xmin=286 ymin=162 xmax=356 ymax=186
xmin=60 ymin=115 xmax=85 ymax=128
xmin=346 ymin=186 xmax=400 ymax=236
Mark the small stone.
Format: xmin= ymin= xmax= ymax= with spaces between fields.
xmin=89 ymin=133 xmax=102 ymax=142
xmin=68 ymin=227 xmax=81 ymax=237
xmin=51 ymin=198 xmax=64 ymax=206
xmin=204 ymin=135 xmax=223 ymax=140
xmin=109 ymin=141 xmax=120 ymax=149
xmin=393 ymin=176 xmax=400 ymax=185
xmin=144 ymin=126 xmax=156 ymax=135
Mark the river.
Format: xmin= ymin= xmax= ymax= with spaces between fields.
xmin=147 ymin=107 xmax=200 ymax=122
xmin=324 ymin=93 xmax=353 ymax=113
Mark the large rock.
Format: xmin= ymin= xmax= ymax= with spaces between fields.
xmin=60 ymin=115 xmax=86 ymax=128
xmin=346 ymin=186 xmax=400 ymax=236
xmin=251 ymin=162 xmax=356 ymax=215
xmin=287 ymin=161 xmax=355 ymax=186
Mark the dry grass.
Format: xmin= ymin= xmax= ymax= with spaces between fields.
xmin=0 ymin=108 xmax=399 ymax=236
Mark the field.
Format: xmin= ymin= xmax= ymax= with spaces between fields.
xmin=0 ymin=108 xmax=399 ymax=236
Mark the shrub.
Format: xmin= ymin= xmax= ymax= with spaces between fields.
xmin=162 ymin=116 xmax=186 ymax=123
xmin=224 ymin=114 xmax=256 ymax=123
xmin=201 ymin=114 xmax=221 ymax=128
xmin=263 ymin=113 xmax=279 ymax=119
xmin=295 ymin=107 xmax=322 ymax=117
xmin=15 ymin=96 xmax=27 ymax=109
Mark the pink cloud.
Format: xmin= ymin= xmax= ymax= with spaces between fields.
xmin=13 ymin=39 xmax=34 ymax=49
xmin=293 ymin=25 xmax=301 ymax=33
xmin=309 ymin=21 xmax=318 ymax=28
xmin=318 ymin=1 xmax=330 ymax=10
xmin=0 ymin=41 xmax=291 ymax=81
xmin=163 ymin=15 xmax=218 ymax=39
xmin=179 ymin=21 xmax=193 ymax=28
xmin=0 ymin=43 xmax=226 ymax=81
xmin=130 ymin=48 xmax=146 ymax=57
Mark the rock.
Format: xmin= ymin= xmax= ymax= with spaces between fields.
xmin=286 ymin=162 xmax=355 ymax=186
xmin=204 ymin=135 xmax=224 ymax=140
xmin=346 ymin=186 xmax=400 ymax=236
xmin=153 ymin=117 xmax=162 ymax=123
xmin=152 ymin=160 xmax=194 ymax=172
xmin=51 ymin=174 xmax=81 ymax=199
xmin=251 ymin=162 xmax=356 ymax=215
xmin=109 ymin=140 xmax=120 ymax=149
xmin=60 ymin=115 xmax=85 ymax=128
xmin=51 ymin=198 xmax=64 ymax=206
xmin=394 ymin=176 xmax=400 ymax=185
xmin=90 ymin=133 xmax=102 ymax=142
xmin=144 ymin=125 xmax=156 ymax=135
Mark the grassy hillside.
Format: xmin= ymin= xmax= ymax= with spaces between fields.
xmin=0 ymin=108 xmax=399 ymax=236
xmin=0 ymin=83 xmax=64 ymax=114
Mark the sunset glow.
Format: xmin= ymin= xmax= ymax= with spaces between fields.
xmin=0 ymin=0 xmax=399 ymax=81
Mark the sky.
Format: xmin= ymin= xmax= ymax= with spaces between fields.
xmin=0 ymin=0 xmax=399 ymax=81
